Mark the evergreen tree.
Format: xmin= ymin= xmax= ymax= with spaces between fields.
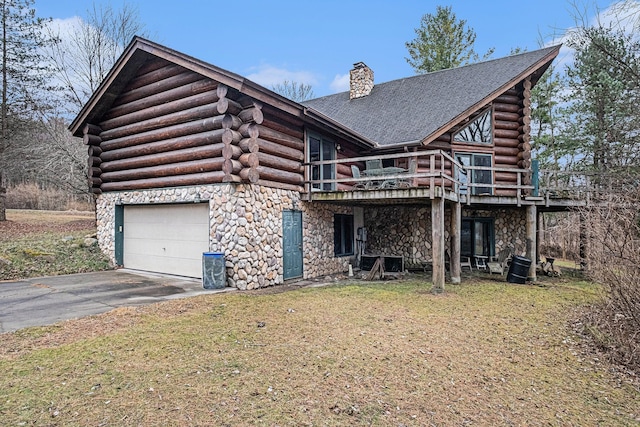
xmin=0 ymin=0 xmax=54 ymax=220
xmin=563 ymin=26 xmax=640 ymax=181
xmin=405 ymin=6 xmax=494 ymax=74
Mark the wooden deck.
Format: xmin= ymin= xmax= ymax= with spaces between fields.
xmin=306 ymin=150 xmax=586 ymax=210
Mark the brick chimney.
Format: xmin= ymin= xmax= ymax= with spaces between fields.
xmin=349 ymin=62 xmax=374 ymax=99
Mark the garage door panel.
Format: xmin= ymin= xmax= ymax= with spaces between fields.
xmin=125 ymin=223 xmax=209 ymax=241
xmin=125 ymin=239 xmax=208 ymax=258
xmin=123 ymin=204 xmax=209 ymax=278
xmin=124 ymin=253 xmax=202 ymax=278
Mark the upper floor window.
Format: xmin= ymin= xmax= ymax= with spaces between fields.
xmin=455 ymin=152 xmax=493 ymax=195
xmin=453 ymin=108 xmax=493 ymax=145
xmin=308 ymin=133 xmax=335 ymax=191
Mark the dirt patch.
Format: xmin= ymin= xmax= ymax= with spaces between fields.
xmin=0 ymin=209 xmax=109 ymax=280
xmin=0 ymin=210 xmax=95 ymax=240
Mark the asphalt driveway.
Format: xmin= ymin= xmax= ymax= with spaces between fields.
xmin=0 ymin=270 xmax=232 ymax=333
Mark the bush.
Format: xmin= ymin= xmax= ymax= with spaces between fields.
xmin=5 ymin=183 xmax=93 ymax=211
xmin=581 ymin=195 xmax=640 ymax=373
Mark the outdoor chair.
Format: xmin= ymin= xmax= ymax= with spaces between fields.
xmin=475 ymin=256 xmax=488 ymax=271
xmin=365 ymin=159 xmax=383 ymax=171
xmin=460 ymin=256 xmax=473 ymax=271
xmin=398 ymin=159 xmax=417 ymax=188
xmin=351 ymin=165 xmax=367 ymax=189
xmin=488 ymin=249 xmax=512 ymax=275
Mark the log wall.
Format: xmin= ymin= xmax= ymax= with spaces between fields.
xmin=85 ymin=57 xmax=307 ymax=194
xmin=423 ymin=83 xmax=533 ymax=197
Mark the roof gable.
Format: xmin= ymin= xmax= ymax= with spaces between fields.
xmin=70 ymin=37 xmax=305 ymax=137
xmin=302 ymin=46 xmax=560 ymax=146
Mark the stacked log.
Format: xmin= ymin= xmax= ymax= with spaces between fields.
xmin=493 ymin=87 xmax=525 ymax=196
xmin=84 ymin=124 xmax=103 ymax=193
xmin=237 ymin=103 xmax=305 ymax=192
xmin=235 ymin=99 xmax=263 ymax=183
xmin=93 ymin=59 xmax=249 ymax=191
xmin=520 ymin=78 xmax=533 ymax=190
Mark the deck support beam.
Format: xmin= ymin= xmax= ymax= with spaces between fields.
xmin=536 ymin=211 xmax=543 ymax=264
xmin=450 ymin=201 xmax=461 ymax=284
xmin=526 ymin=204 xmax=537 ymax=281
xmin=431 ymin=197 xmax=445 ymax=293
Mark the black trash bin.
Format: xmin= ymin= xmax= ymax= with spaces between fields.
xmin=202 ymin=252 xmax=226 ymax=289
xmin=507 ymin=255 xmax=531 ymax=284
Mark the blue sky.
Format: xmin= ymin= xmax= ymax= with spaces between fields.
xmin=37 ymin=0 xmax=622 ymax=97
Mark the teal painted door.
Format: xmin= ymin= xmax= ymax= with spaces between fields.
xmin=283 ymin=210 xmax=303 ymax=280
xmin=114 ymin=205 xmax=124 ymax=266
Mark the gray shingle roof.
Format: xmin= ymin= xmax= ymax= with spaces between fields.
xmin=302 ymin=46 xmax=560 ymax=146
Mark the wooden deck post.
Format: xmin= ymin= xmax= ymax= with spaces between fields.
xmin=431 ymin=197 xmax=445 ymax=292
xmin=526 ymin=204 xmax=537 ymax=281
xmin=536 ymin=211 xmax=543 ymax=264
xmin=450 ymin=202 xmax=461 ymax=284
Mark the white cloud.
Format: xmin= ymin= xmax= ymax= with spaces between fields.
xmin=246 ymin=64 xmax=318 ymax=89
xmin=541 ymin=1 xmax=640 ymax=70
xmin=329 ymin=73 xmax=349 ymax=93
xmin=47 ymin=16 xmax=83 ymax=39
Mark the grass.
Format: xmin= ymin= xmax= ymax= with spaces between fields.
xmin=0 ymin=279 xmax=638 ymax=426
xmin=0 ymin=210 xmax=111 ymax=280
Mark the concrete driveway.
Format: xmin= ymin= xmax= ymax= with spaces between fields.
xmin=0 ymin=270 xmax=232 ymax=333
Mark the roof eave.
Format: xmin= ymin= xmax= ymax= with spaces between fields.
xmin=69 ymin=36 xmax=307 ymax=137
xmin=420 ymin=45 xmax=561 ymax=147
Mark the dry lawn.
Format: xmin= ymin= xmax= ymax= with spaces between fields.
xmin=0 ymin=209 xmax=111 ymax=279
xmin=0 ymin=278 xmax=638 ymax=426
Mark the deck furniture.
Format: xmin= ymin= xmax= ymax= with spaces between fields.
xmin=351 ymin=165 xmax=367 ymax=189
xmin=475 ymin=255 xmax=488 ymax=271
xmin=488 ymin=249 xmax=512 ymax=275
xmin=363 ymin=166 xmax=408 ymax=189
xmin=461 ymin=256 xmax=473 ymax=271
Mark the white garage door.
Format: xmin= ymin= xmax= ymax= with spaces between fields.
xmin=123 ymin=204 xmax=210 ymax=278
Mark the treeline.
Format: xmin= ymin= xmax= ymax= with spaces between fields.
xmin=0 ymin=1 xmax=146 ymax=214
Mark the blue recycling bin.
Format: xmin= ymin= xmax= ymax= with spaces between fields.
xmin=202 ymin=252 xmax=226 ymax=289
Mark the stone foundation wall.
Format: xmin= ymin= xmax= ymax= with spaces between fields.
xmin=95 ymin=184 xmax=352 ymax=290
xmin=365 ymin=206 xmax=449 ymax=264
xmin=364 ymin=205 xmax=526 ymax=262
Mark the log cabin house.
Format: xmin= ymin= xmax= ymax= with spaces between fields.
xmin=70 ymin=37 xmax=575 ymax=291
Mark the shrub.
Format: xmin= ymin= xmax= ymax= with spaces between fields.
xmin=581 ymin=194 xmax=640 ymax=373
xmin=5 ymin=183 xmax=93 ymax=211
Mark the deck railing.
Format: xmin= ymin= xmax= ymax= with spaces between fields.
xmin=306 ymin=150 xmax=536 ymax=203
xmin=539 ymin=169 xmax=640 ymax=204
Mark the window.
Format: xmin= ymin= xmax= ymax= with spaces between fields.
xmin=461 ymin=218 xmax=494 ymax=258
xmin=334 ymin=214 xmax=354 ymax=257
xmin=455 ymin=153 xmax=493 ymax=195
xmin=453 ymin=108 xmax=493 ymax=144
xmin=309 ymin=133 xmax=335 ymax=190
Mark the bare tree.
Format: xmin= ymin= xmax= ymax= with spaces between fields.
xmin=579 ymin=189 xmax=640 ymax=372
xmin=45 ymin=2 xmax=148 ymax=116
xmin=271 ymin=80 xmax=315 ymax=102
xmin=0 ymin=0 xmax=55 ymax=220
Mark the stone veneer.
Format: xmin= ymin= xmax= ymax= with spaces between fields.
xmin=349 ymin=62 xmax=374 ymax=99
xmin=364 ymin=205 xmax=526 ymax=263
xmin=95 ymin=184 xmax=352 ymax=290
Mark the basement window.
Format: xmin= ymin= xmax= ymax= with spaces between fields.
xmin=453 ymin=108 xmax=493 ymax=144
xmin=334 ymin=214 xmax=354 ymax=257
